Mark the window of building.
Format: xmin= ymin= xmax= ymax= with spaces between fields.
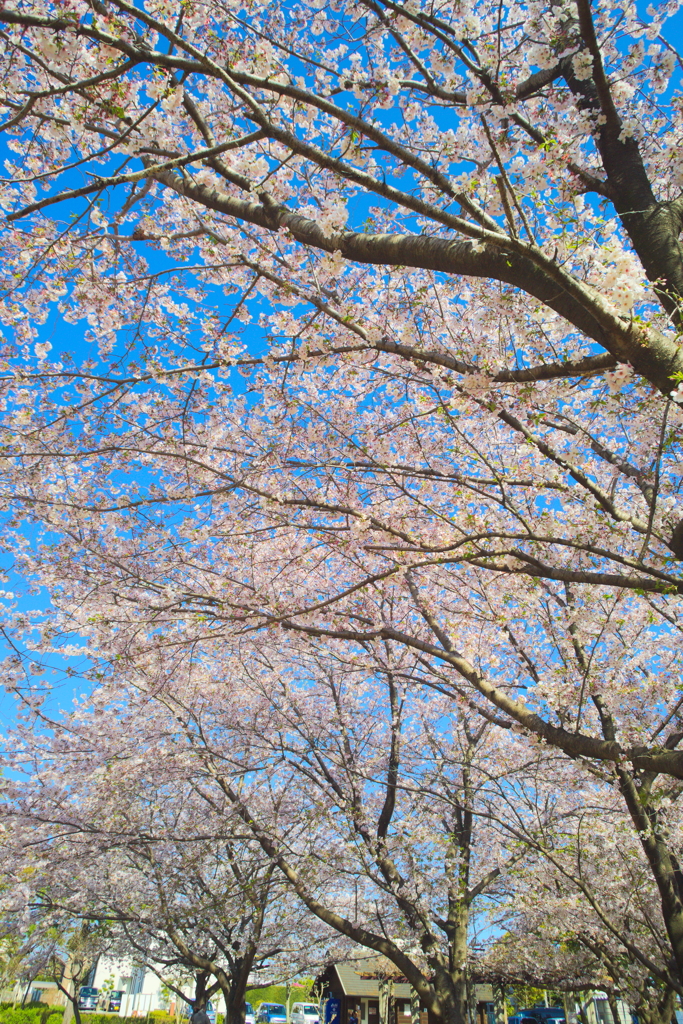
xmin=130 ymin=967 xmax=146 ymax=995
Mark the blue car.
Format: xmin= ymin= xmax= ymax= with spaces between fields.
xmin=510 ymin=1011 xmax=565 ymax=1024
xmin=257 ymin=1005 xmax=288 ymax=1024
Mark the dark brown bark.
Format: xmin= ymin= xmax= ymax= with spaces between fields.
xmin=592 ymin=694 xmax=683 ymax=985
xmin=431 ymin=968 xmax=468 ymax=1024
xmin=279 ymin=618 xmax=683 ymax=780
xmin=615 ymin=769 xmax=683 ymax=984
xmin=151 ymin=165 xmax=683 ymax=394
xmin=567 ymin=1 xmax=683 ymax=325
xmin=633 ymin=984 xmax=677 ymax=1024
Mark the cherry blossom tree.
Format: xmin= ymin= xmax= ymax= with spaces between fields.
xmin=6 ymin=577 xmax=683 ymax=1024
xmin=0 ymin=719 xmax=337 ymax=1024
xmin=1 ymin=0 xmax=683 ymax=1014
xmin=0 ymin=887 xmax=115 ymax=1024
xmin=486 ymin=803 xmax=683 ymax=1024
xmin=0 ymin=0 xmax=681 ymax=396
xmin=1 ymin=0 xmax=683 ymax=823
xmin=1 ymin=633 xmax=587 ymax=1024
xmin=6 ymin=371 xmax=683 ymax=980
xmin=218 ymin=644 xmax=531 ymax=1024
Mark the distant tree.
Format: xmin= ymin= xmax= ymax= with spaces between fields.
xmin=0 ymin=723 xmax=341 ymax=1024
xmin=0 ymin=908 xmax=109 ymax=1024
xmin=3 ymin=640 xmax=564 ymax=1024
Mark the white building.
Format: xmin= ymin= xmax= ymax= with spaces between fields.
xmin=9 ymin=958 xmax=185 ymax=1017
xmin=86 ymin=956 xmax=186 ymax=1016
xmin=7 ymin=956 xmax=237 ymax=1019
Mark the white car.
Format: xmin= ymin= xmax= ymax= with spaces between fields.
xmin=291 ymin=1004 xmax=320 ymax=1024
xmin=245 ymin=1003 xmax=256 ymax=1024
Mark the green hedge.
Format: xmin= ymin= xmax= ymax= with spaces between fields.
xmin=244 ymin=981 xmax=315 ymax=1012
xmin=0 ymin=1007 xmax=65 ymax=1024
xmin=77 ymin=1016 xmax=166 ymax=1024
xmin=0 ymin=1011 xmax=171 ymax=1024
xmin=0 ymin=1006 xmax=64 ymax=1014
xmin=244 ymin=988 xmax=287 ymax=1010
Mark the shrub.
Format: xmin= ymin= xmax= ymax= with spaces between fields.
xmin=0 ymin=1008 xmax=65 ymax=1024
xmin=78 ymin=1015 xmax=159 ymax=1024
xmin=245 ymin=988 xmax=287 ymax=1010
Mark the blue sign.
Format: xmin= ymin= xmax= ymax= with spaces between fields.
xmin=326 ymin=1000 xmax=341 ymax=1024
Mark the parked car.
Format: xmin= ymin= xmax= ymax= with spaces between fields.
xmin=291 ymin=1004 xmax=320 ymax=1024
xmin=520 ymin=1007 xmax=565 ymax=1024
xmin=514 ymin=1009 xmax=565 ymax=1024
xmin=107 ymin=991 xmax=124 ymax=1013
xmin=77 ymin=987 xmax=99 ymax=1011
xmin=245 ymin=1003 xmax=256 ymax=1024
xmin=256 ymin=1004 xmax=288 ymax=1024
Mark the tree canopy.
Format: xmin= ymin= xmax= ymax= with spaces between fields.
xmin=1 ymin=0 xmax=683 ymax=1020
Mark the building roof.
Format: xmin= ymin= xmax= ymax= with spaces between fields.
xmin=333 ymin=960 xmax=412 ymax=999
xmin=328 ymin=961 xmax=493 ymax=1005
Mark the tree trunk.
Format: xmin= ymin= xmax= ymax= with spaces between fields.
xmin=21 ymin=981 xmax=31 ymax=1007
xmin=634 ymin=985 xmax=677 ymax=1024
xmin=379 ymin=980 xmax=388 ymax=1024
xmin=411 ymin=990 xmax=421 ymax=1024
xmin=592 ymin=698 xmax=683 ymax=987
xmin=616 ymin=768 xmax=683 ymax=983
xmin=225 ymin=993 xmax=248 ymax=1024
xmin=222 ymin=978 xmax=249 ymax=1024
xmin=57 ymin=965 xmax=75 ymax=1024
xmin=494 ymin=986 xmax=507 ymax=1024
xmin=606 ymin=992 xmax=620 ymax=1024
xmin=428 ymin=829 xmax=472 ymax=1024
xmin=431 ymin=966 xmax=468 ymax=1024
